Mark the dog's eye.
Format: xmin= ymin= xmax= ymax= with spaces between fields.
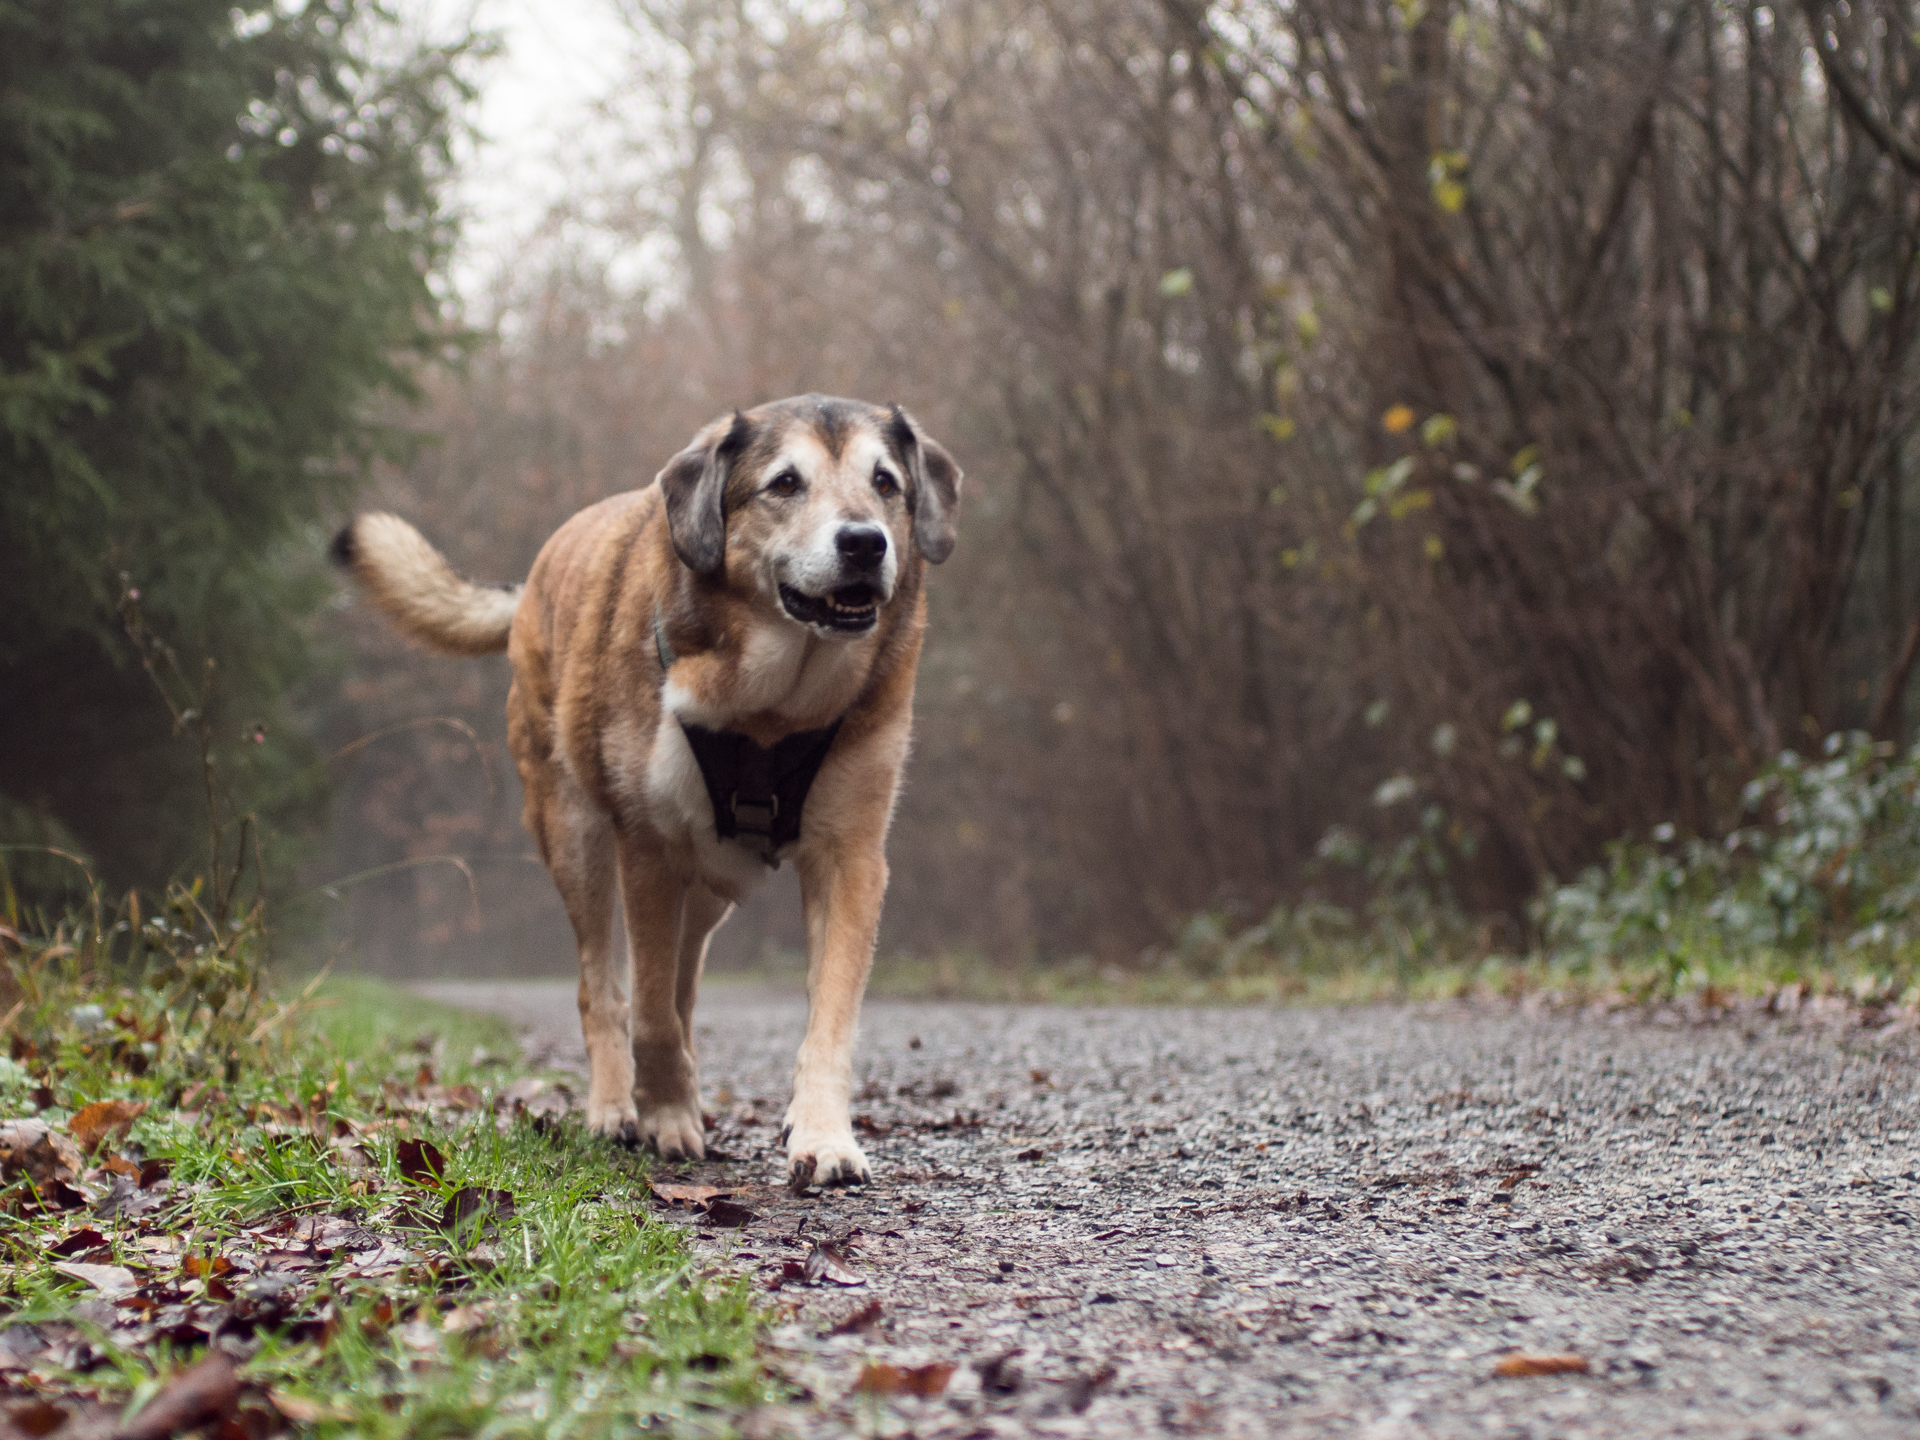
xmin=873 ymin=468 xmax=900 ymax=498
xmin=767 ymin=469 xmax=803 ymax=497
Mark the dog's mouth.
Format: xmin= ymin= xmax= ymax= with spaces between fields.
xmin=778 ymin=582 xmax=881 ymax=635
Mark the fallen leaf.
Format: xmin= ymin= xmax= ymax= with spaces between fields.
xmin=93 ymin=1173 xmax=165 ymax=1220
xmin=441 ymin=1304 xmax=487 ymax=1333
xmin=1493 ymin=1351 xmax=1590 ymax=1377
xmin=268 ymin=1390 xmax=350 ymax=1424
xmin=770 ymin=1259 xmax=808 ymax=1290
xmin=1016 ymin=1147 xmax=1047 ymax=1162
xmin=7 ymin=1399 xmax=68 ymax=1437
xmin=68 ymin=1100 xmax=147 ymax=1153
xmin=396 ymin=1138 xmax=447 ymax=1187
xmin=364 ymin=1296 xmax=396 ymax=1334
xmin=47 ymin=1228 xmax=108 ymax=1258
xmin=702 ymin=1198 xmax=759 ymax=1229
xmin=827 ymin=1298 xmax=884 ymax=1335
xmin=651 ymin=1182 xmax=724 ymax=1208
xmin=976 ymin=1348 xmax=1024 ymax=1395
xmin=854 ymin=1361 xmax=956 ymax=1398
xmin=802 ymin=1239 xmax=864 ymax=1287
xmin=1063 ymin=1362 xmax=1117 ymax=1413
xmin=52 ymin=1261 xmax=138 ymax=1295
xmin=298 ymin=1213 xmax=383 ymax=1252
xmin=440 ymin=1186 xmax=515 ymax=1239
xmin=0 ymin=1119 xmax=86 ymax=1189
xmin=116 ymin=1353 xmax=240 ymax=1440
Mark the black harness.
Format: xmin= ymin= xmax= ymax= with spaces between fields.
xmin=656 ymin=614 xmax=842 ymax=867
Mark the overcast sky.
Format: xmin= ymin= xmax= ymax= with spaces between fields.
xmin=415 ymin=0 xmax=637 ymax=300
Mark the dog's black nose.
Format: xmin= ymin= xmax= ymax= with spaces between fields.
xmin=835 ymin=524 xmax=888 ymax=568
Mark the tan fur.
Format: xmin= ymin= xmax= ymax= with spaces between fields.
xmin=340 ymin=512 xmax=523 ymax=655
xmin=339 ymin=396 xmax=961 ymax=1187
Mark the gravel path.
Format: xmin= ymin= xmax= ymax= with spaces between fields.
xmin=417 ymin=981 xmax=1920 ymax=1438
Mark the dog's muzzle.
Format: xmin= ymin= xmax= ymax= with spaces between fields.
xmin=778 ymin=525 xmax=889 ymax=635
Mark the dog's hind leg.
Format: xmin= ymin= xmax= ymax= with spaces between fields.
xmin=675 ymin=885 xmax=732 ymax=1059
xmin=536 ymin=778 xmax=634 ymax=1142
xmin=616 ymin=828 xmax=707 ymax=1158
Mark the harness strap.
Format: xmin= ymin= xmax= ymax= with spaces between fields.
xmin=680 ymin=720 xmax=843 ymax=866
xmin=654 ymin=608 xmax=842 ymax=867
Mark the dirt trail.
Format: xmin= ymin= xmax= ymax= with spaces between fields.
xmin=418 ymin=980 xmax=1920 ymax=1438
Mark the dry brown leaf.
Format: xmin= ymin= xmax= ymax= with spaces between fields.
xmin=702 ymin=1198 xmax=759 ymax=1229
xmin=397 ymin=1138 xmax=447 ymax=1187
xmin=46 ymin=1228 xmax=108 ymax=1258
xmin=441 ymin=1304 xmax=487 ymax=1333
xmin=802 ymin=1239 xmax=864 ymax=1287
xmin=115 ymin=1353 xmax=240 ymax=1440
xmin=853 ymin=1361 xmax=956 ymax=1398
xmin=267 ymin=1389 xmax=350 ymax=1424
xmin=1493 ymin=1351 xmax=1590 ymax=1378
xmin=827 ymin=1298 xmax=884 ymax=1335
xmin=651 ymin=1182 xmax=724 ymax=1208
xmin=68 ymin=1099 xmax=147 ymax=1153
xmin=0 ymin=1119 xmax=85 ymax=1188
xmin=52 ymin=1260 xmax=138 ymax=1295
xmin=440 ymin=1185 xmax=515 ymax=1238
xmin=6 ymin=1399 xmax=68 ymax=1437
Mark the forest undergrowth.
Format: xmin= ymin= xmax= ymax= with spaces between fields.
xmin=869 ymin=732 xmax=1920 ymax=1019
xmin=0 ymin=875 xmax=769 ymax=1439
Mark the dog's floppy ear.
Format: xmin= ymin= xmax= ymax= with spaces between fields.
xmin=657 ymin=410 xmax=751 ymax=576
xmin=887 ymin=405 xmax=963 ymax=564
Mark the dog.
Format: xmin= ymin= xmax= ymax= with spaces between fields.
xmin=334 ymin=394 xmax=961 ymax=1186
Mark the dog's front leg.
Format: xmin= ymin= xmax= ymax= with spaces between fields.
xmin=784 ymin=843 xmax=886 ymax=1186
xmin=615 ymin=827 xmax=705 ymax=1158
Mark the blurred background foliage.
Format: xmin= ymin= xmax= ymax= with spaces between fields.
xmin=7 ymin=0 xmax=1920 ymax=982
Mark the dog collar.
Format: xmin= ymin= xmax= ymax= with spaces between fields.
xmin=654 ymin=609 xmax=842 ymax=867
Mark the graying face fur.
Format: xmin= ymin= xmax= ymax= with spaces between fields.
xmin=658 ymin=395 xmax=963 ymax=637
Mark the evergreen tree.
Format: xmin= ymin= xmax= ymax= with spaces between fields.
xmin=0 ymin=0 xmax=478 ymax=900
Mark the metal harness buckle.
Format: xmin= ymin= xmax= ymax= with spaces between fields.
xmin=730 ymin=793 xmax=778 ymax=842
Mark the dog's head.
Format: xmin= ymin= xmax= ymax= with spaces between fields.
xmin=656 ymin=395 xmax=962 ymax=637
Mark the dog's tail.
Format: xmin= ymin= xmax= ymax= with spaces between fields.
xmin=331 ymin=513 xmax=521 ymax=656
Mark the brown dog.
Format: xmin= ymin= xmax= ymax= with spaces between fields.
xmin=335 ymin=395 xmax=961 ymax=1186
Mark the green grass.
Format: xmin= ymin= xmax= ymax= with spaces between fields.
xmin=1 ymin=921 xmax=771 ymax=1438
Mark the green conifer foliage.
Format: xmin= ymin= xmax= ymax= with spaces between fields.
xmin=0 ymin=0 xmax=478 ymax=898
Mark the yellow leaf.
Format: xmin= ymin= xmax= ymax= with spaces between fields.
xmin=1494 ymin=1352 xmax=1588 ymax=1378
xmin=1382 ymin=404 xmax=1416 ymax=434
xmin=1387 ymin=488 xmax=1434 ymax=520
xmin=1423 ymin=533 xmax=1444 ymax=559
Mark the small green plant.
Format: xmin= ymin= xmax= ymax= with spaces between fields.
xmin=1543 ymin=733 xmax=1920 ymax=976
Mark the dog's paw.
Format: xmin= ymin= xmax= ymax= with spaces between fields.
xmin=784 ymin=1125 xmax=870 ymax=1188
xmin=585 ymin=1099 xmax=641 ymax=1146
xmin=635 ymin=1101 xmax=706 ymax=1160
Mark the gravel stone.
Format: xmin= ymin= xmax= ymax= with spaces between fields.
xmin=422 ymin=982 xmax=1920 ymax=1437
